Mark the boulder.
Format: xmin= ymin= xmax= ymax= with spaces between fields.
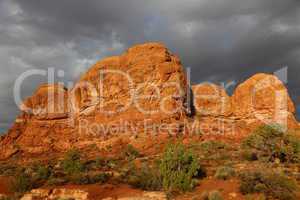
xmin=21 ymin=84 xmax=69 ymax=120
xmin=192 ymin=83 xmax=232 ymax=117
xmin=232 ymin=73 xmax=298 ymax=129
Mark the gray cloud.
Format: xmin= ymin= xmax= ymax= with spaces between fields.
xmin=0 ymin=0 xmax=299 ymax=132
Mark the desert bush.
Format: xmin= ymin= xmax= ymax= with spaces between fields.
xmin=89 ymin=172 xmax=111 ymax=184
xmin=245 ymin=194 xmax=266 ymax=200
xmin=201 ymin=190 xmax=223 ymax=200
xmin=46 ymin=177 xmax=66 ymax=186
xmin=122 ymin=144 xmax=140 ymax=160
xmin=159 ymin=143 xmax=204 ymax=192
xmin=61 ymin=149 xmax=84 ymax=175
xmin=67 ymin=173 xmax=90 ymax=185
xmin=198 ymin=141 xmax=230 ymax=161
xmin=242 ymin=124 xmax=300 ymax=163
xmin=126 ymin=163 xmax=163 ymax=191
xmin=208 ymin=191 xmax=223 ymax=200
xmin=200 ymin=141 xmax=227 ymax=154
xmin=35 ymin=165 xmax=51 ymax=181
xmin=214 ymin=166 xmax=235 ymax=180
xmin=239 ymin=168 xmax=298 ymax=200
xmin=67 ymin=172 xmax=110 ymax=185
xmin=122 ymin=143 xmax=205 ymax=192
xmin=10 ymin=170 xmax=34 ymax=193
xmin=240 ymin=149 xmax=258 ymax=161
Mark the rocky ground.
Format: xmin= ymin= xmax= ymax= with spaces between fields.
xmin=0 ymin=130 xmax=300 ymax=200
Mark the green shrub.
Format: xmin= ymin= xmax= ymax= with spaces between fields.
xmin=10 ymin=170 xmax=33 ymax=193
xmin=214 ymin=166 xmax=235 ymax=180
xmin=200 ymin=141 xmax=227 ymax=154
xmin=89 ymin=172 xmax=110 ymax=184
xmin=61 ymin=149 xmax=84 ymax=175
xmin=245 ymin=194 xmax=266 ymax=200
xmin=208 ymin=191 xmax=223 ymax=200
xmin=242 ymin=124 xmax=300 ymax=163
xmin=123 ymin=144 xmax=140 ymax=160
xmin=125 ymin=163 xmax=163 ymax=191
xmin=159 ymin=143 xmax=203 ymax=192
xmin=201 ymin=190 xmax=223 ymax=200
xmin=240 ymin=168 xmax=298 ymax=200
xmin=46 ymin=177 xmax=66 ymax=186
xmin=241 ymin=149 xmax=258 ymax=161
xmin=67 ymin=172 xmax=110 ymax=185
xmin=198 ymin=141 xmax=229 ymax=161
xmin=67 ymin=173 xmax=90 ymax=185
xmin=35 ymin=165 xmax=51 ymax=180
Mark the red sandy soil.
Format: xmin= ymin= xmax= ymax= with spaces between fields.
xmin=42 ymin=179 xmax=244 ymax=200
xmin=0 ymin=176 xmax=12 ymax=195
xmin=176 ymin=178 xmax=245 ymax=200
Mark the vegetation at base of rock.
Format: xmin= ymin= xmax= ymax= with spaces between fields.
xmin=123 ymin=162 xmax=163 ymax=191
xmin=10 ymin=169 xmax=34 ymax=193
xmin=194 ymin=140 xmax=231 ymax=162
xmin=34 ymin=164 xmax=51 ymax=181
xmin=61 ymin=149 xmax=84 ymax=175
xmin=121 ymin=143 xmax=206 ymax=193
xmin=239 ymin=168 xmax=298 ymax=200
xmin=159 ymin=143 xmax=204 ymax=192
xmin=201 ymin=190 xmax=224 ymax=200
xmin=214 ymin=166 xmax=235 ymax=180
xmin=245 ymin=194 xmax=266 ymax=200
xmin=242 ymin=124 xmax=300 ymax=163
xmin=122 ymin=144 xmax=140 ymax=160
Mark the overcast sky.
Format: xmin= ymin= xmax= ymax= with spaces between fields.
xmin=0 ymin=0 xmax=300 ymax=133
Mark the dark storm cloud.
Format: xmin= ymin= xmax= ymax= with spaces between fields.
xmin=0 ymin=0 xmax=300 ymax=132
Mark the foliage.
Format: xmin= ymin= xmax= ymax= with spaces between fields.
xmin=159 ymin=143 xmax=203 ymax=192
xmin=10 ymin=170 xmax=33 ymax=193
xmin=214 ymin=166 xmax=235 ymax=180
xmin=198 ymin=141 xmax=230 ymax=161
xmin=67 ymin=172 xmax=110 ymax=185
xmin=89 ymin=172 xmax=111 ymax=184
xmin=239 ymin=168 xmax=298 ymax=200
xmin=125 ymin=162 xmax=163 ymax=191
xmin=123 ymin=144 xmax=140 ymax=160
xmin=201 ymin=190 xmax=223 ymax=200
xmin=61 ymin=149 xmax=84 ymax=175
xmin=35 ymin=165 xmax=51 ymax=181
xmin=208 ymin=191 xmax=223 ymax=200
xmin=245 ymin=194 xmax=266 ymax=200
xmin=242 ymin=124 xmax=300 ymax=163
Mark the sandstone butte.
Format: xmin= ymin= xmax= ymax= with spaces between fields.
xmin=0 ymin=42 xmax=298 ymax=160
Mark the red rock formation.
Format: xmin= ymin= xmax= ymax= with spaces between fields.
xmin=192 ymin=83 xmax=232 ymax=117
xmin=0 ymin=43 xmax=298 ymax=160
xmin=0 ymin=42 xmax=188 ymax=160
xmin=21 ymin=84 xmax=69 ymax=120
xmin=231 ymin=73 xmax=298 ymax=129
xmin=191 ymin=73 xmax=298 ymax=137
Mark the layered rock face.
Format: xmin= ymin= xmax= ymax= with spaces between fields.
xmin=72 ymin=43 xmax=188 ymax=137
xmin=0 ymin=43 xmax=188 ymax=160
xmin=231 ymin=73 xmax=298 ymax=129
xmin=192 ymin=73 xmax=298 ymax=136
xmin=192 ymin=83 xmax=232 ymax=117
xmin=191 ymin=83 xmax=237 ymax=136
xmin=0 ymin=42 xmax=298 ymax=160
xmin=21 ymin=84 xmax=70 ymax=120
